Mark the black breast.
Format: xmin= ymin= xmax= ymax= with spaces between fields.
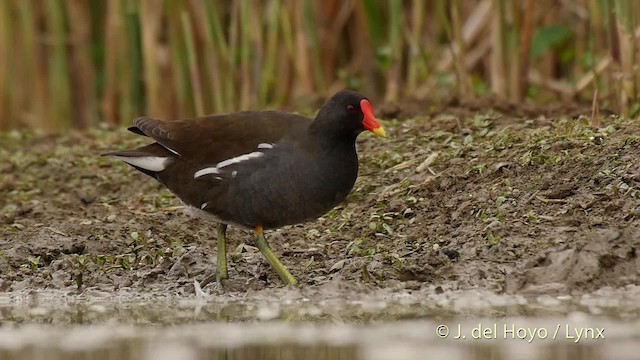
xmin=211 ymin=141 xmax=359 ymax=229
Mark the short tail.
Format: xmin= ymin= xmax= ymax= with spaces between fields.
xmin=102 ymin=143 xmax=174 ymax=178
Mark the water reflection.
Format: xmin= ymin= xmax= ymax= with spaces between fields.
xmin=1 ymin=334 xmax=638 ymax=360
xmin=1 ymin=317 xmax=639 ymax=360
xmin=0 ymin=288 xmax=639 ymax=360
xmin=0 ymin=343 xmax=358 ymax=360
xmin=1 ymin=296 xmax=638 ymax=325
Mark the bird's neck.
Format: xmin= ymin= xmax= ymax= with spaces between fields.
xmin=309 ymin=122 xmax=359 ymax=149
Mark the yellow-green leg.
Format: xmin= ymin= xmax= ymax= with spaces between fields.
xmin=199 ymin=223 xmax=228 ymax=288
xmin=255 ymin=225 xmax=298 ymax=285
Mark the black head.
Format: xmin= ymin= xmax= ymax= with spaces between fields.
xmin=311 ymin=90 xmax=385 ymax=140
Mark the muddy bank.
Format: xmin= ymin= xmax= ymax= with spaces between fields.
xmin=1 ymin=104 xmax=639 ymax=296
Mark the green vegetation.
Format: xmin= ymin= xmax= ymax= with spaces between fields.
xmin=1 ymin=0 xmax=640 ymax=132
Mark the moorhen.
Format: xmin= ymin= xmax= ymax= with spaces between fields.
xmin=104 ymin=90 xmax=385 ymax=285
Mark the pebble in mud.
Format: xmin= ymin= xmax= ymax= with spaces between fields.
xmin=106 ymin=215 xmax=116 ymax=223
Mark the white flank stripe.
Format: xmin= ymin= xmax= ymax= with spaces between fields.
xmin=200 ymin=202 xmax=208 ymax=209
xmin=114 ymin=156 xmax=168 ymax=172
xmin=194 ymin=167 xmax=220 ymax=178
xmin=257 ymin=143 xmax=274 ymax=149
xmin=162 ymin=145 xmax=180 ymax=156
xmin=194 ymin=150 xmax=265 ymax=179
xmin=216 ymin=151 xmax=263 ymax=168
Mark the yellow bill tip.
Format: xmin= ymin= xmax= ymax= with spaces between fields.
xmin=371 ymin=126 xmax=386 ymax=138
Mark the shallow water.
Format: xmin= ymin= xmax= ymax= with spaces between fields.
xmin=1 ymin=286 xmax=639 ymax=360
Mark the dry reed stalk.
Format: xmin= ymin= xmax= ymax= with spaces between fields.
xmin=275 ymin=45 xmax=293 ymax=106
xmin=518 ymin=0 xmax=535 ymax=101
xmin=165 ymin=1 xmax=190 ymax=117
xmin=238 ymin=0 xmax=251 ymax=109
xmin=585 ymin=0 xmax=606 ymax=98
xmin=570 ymin=0 xmax=589 ymax=82
xmin=490 ymin=0 xmax=507 ymax=99
xmin=323 ymin=0 xmax=357 ymax=91
xmin=385 ymin=0 xmax=403 ymax=103
xmin=102 ymin=0 xmax=121 ymax=126
xmin=362 ymin=0 xmax=383 ymax=50
xmin=315 ymin=0 xmax=339 ymax=89
xmin=228 ymin=1 xmax=241 ymax=109
xmin=617 ymin=35 xmax=630 ymax=117
xmin=359 ymin=0 xmax=383 ymax=97
xmin=192 ymin=1 xmax=222 ymax=112
xmin=615 ymin=0 xmax=634 ymax=117
xmin=278 ymin=5 xmax=295 ymax=104
xmin=248 ymin=2 xmax=263 ymax=107
xmin=186 ymin=1 xmax=211 ymax=113
xmin=591 ymin=88 xmax=600 ymax=128
xmin=301 ymin=0 xmax=326 ymax=94
xmin=406 ymin=0 xmax=426 ymax=94
xmin=449 ymin=0 xmax=474 ymax=101
xmin=0 ymin=1 xmax=10 ymax=130
xmin=292 ymin=0 xmax=314 ymax=97
xmin=66 ymin=0 xmax=97 ymax=129
xmin=14 ymin=0 xmax=42 ymax=130
xmin=508 ymin=0 xmax=522 ymax=102
xmin=527 ymin=70 xmax=574 ymax=97
xmin=45 ymin=0 xmax=71 ymax=132
xmin=139 ymin=0 xmax=165 ymax=118
xmin=2 ymin=0 xmax=640 ymax=131
xmin=464 ymin=35 xmax=491 ymax=70
xmin=181 ymin=10 xmax=205 ymax=115
xmin=436 ymin=0 xmax=492 ymax=72
xmin=259 ymin=0 xmax=281 ymax=106
xmin=632 ymin=2 xmax=640 ymax=104
xmin=633 ymin=4 xmax=640 ymax=104
xmin=123 ymin=2 xmax=142 ymax=123
xmin=607 ymin=1 xmax=621 ymax=112
xmin=202 ymin=1 xmax=232 ymax=112
xmin=575 ymin=55 xmax=612 ymax=93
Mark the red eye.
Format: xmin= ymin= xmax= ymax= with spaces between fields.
xmin=346 ymin=104 xmax=356 ymax=112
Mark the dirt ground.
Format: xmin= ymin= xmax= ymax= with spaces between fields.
xmin=1 ymin=100 xmax=639 ymax=297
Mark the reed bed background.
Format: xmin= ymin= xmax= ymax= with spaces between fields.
xmin=1 ymin=0 xmax=639 ymax=132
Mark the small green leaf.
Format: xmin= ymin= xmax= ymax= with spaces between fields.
xmin=531 ymin=25 xmax=572 ymax=59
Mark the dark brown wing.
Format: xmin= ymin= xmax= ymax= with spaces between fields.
xmin=130 ymin=111 xmax=312 ymax=162
xmin=105 ymin=110 xmax=314 ymax=209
